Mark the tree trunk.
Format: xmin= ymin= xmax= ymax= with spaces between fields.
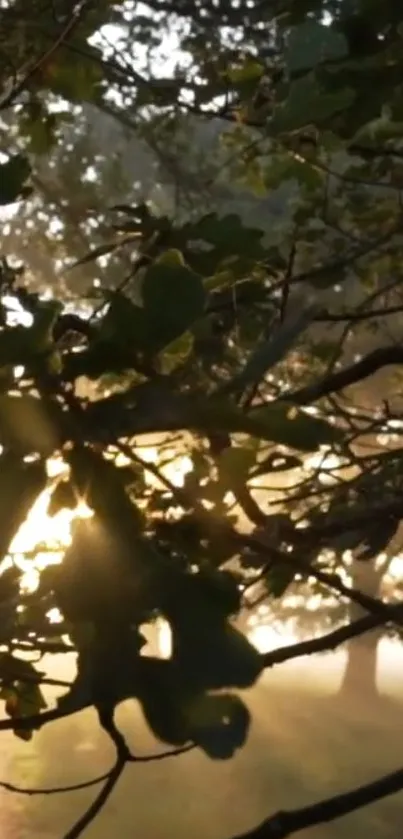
xmin=339 ymin=559 xmax=382 ymax=698
xmin=340 ymin=624 xmax=381 ymax=697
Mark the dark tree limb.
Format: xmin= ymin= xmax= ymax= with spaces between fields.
xmin=232 ymin=766 xmax=403 ymax=839
xmin=0 ymin=608 xmax=394 ymax=738
xmin=315 ymin=304 xmax=403 ymax=323
xmin=284 ymin=346 xmax=403 ymax=404
xmin=237 ymin=530 xmax=399 ymax=621
xmin=261 ymin=611 xmax=391 ymax=669
xmin=67 ymin=344 xmax=403 ymax=446
xmin=63 ymin=757 xmax=126 ymax=839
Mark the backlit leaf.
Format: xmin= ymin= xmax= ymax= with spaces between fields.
xmin=186 ymin=693 xmax=250 ymax=759
xmin=0 ymin=155 xmax=31 ymax=205
xmin=97 ymin=291 xmax=148 ymax=349
xmin=286 ymin=21 xmax=348 ymax=73
xmin=227 ymin=60 xmax=264 ymax=84
xmin=266 ymin=562 xmax=296 ymax=598
xmin=2 ymin=681 xmax=47 ymax=741
xmin=158 ymin=331 xmax=194 ymax=374
xmin=142 ymin=263 xmax=206 ymax=348
xmin=271 ymin=76 xmax=355 ymax=134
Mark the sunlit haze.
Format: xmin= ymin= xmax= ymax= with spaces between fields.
xmin=0 ymin=446 xmax=401 ymax=694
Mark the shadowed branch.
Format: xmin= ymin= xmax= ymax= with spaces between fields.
xmin=232 ymin=766 xmax=403 ymax=839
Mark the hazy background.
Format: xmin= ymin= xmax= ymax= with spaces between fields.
xmin=1 ymin=643 xmax=402 ymax=839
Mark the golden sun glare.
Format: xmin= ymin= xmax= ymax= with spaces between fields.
xmin=7 ymin=449 xmax=402 ymax=679
xmin=3 ymin=449 xmax=193 ymax=648
xmin=7 ymin=447 xmax=192 ymax=592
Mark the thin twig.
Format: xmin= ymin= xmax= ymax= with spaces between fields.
xmin=63 ymin=758 xmax=126 ymax=839
xmin=315 ymin=303 xmax=403 ymax=323
xmin=0 ymin=1 xmax=91 ymax=111
xmin=0 ymin=771 xmax=112 ymax=796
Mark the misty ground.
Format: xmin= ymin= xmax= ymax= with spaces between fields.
xmin=1 ymin=644 xmax=402 ymax=839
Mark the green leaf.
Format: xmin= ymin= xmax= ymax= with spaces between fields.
xmin=0 ymin=301 xmax=60 ymax=366
xmin=0 ymin=654 xmax=42 ymax=682
xmin=2 ymin=680 xmax=47 ymax=741
xmin=241 ymin=158 xmax=268 ymax=196
xmin=97 ymin=291 xmax=149 ymax=349
xmin=18 ymin=680 xmax=47 ymax=712
xmin=98 ymin=271 xmax=205 ymax=356
xmin=266 ymin=562 xmax=296 ymax=598
xmin=0 ymin=566 xmax=20 ymax=603
xmin=0 ymin=320 xmax=61 ymax=367
xmin=286 ymin=22 xmax=348 ymax=73
xmin=198 ymin=569 xmax=242 ymax=617
xmin=271 ymin=76 xmax=355 ymax=134
xmin=264 ymin=155 xmax=323 ymax=191
xmin=187 ymin=213 xmax=265 ymax=258
xmin=30 ymin=300 xmax=63 ymax=352
xmin=142 ymin=263 xmax=206 ymax=349
xmin=227 ymin=60 xmax=264 ymax=84
xmin=0 ymin=155 xmax=31 ymax=205
xmin=203 ymin=270 xmax=235 ymax=292
xmin=0 ymin=326 xmax=31 ymax=366
xmin=138 ymin=662 xmax=190 ymax=746
xmin=0 ymin=305 xmax=59 ymax=368
xmin=166 ymin=595 xmax=262 ymax=691
xmin=209 ymin=624 xmax=262 ymax=688
xmin=158 ymin=331 xmax=194 ymax=374
xmin=21 ymin=113 xmax=58 ymax=155
xmin=139 ymin=667 xmax=251 ymax=758
xmin=186 ymin=693 xmax=250 ymax=759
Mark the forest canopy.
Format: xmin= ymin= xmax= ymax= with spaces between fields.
xmin=0 ymin=1 xmax=403 ymax=837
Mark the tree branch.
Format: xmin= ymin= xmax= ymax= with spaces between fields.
xmin=0 ymin=771 xmax=112 ymax=796
xmin=284 ymin=346 xmax=403 ymax=404
xmin=0 ymin=1 xmax=91 ymax=111
xmin=232 ymin=766 xmax=403 ymax=838
xmin=62 ymin=713 xmax=193 ymax=838
xmin=315 ymin=304 xmax=403 ymax=323
xmin=237 ymin=530 xmax=400 ymax=622
xmin=63 ymin=757 xmax=126 ymax=839
xmin=0 ymin=615 xmax=387 ymax=740
xmin=261 ymin=612 xmax=389 ymax=669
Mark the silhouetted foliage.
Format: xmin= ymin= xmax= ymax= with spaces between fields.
xmin=0 ymin=2 xmax=403 ymax=837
